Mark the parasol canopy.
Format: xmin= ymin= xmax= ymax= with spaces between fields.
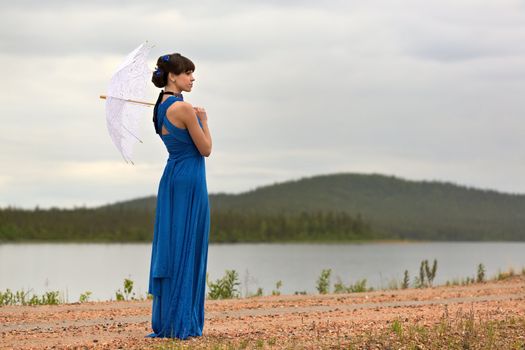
xmin=102 ymin=41 xmax=154 ymax=164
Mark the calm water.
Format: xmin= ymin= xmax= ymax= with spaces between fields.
xmin=1 ymin=242 xmax=524 ymax=301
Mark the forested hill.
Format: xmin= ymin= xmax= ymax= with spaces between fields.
xmin=2 ymin=173 xmax=524 ymax=242
xmin=101 ymin=172 xmax=525 ymax=241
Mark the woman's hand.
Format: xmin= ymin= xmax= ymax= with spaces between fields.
xmin=193 ymin=106 xmax=208 ymax=122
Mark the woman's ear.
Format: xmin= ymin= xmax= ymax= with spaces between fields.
xmin=168 ymin=72 xmax=177 ymax=84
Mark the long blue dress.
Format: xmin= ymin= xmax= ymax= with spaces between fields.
xmin=147 ymin=94 xmax=210 ymax=339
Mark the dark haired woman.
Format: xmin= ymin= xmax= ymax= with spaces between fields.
xmin=146 ymin=53 xmax=212 ymax=339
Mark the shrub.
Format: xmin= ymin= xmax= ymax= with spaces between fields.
xmin=334 ymin=276 xmax=371 ymax=293
xmin=477 ymin=263 xmax=486 ymax=283
xmin=0 ymin=288 xmax=63 ymax=306
xmin=415 ymin=259 xmax=438 ymax=288
xmin=316 ymin=269 xmax=332 ymax=294
xmin=207 ymin=270 xmax=241 ymax=300
xmin=115 ymin=278 xmax=136 ymax=301
xmin=79 ymin=291 xmax=92 ymax=303
xmin=272 ymin=280 xmax=282 ymax=296
xmin=402 ymin=270 xmax=410 ymax=289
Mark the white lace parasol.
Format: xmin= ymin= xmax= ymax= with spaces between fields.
xmin=102 ymin=41 xmax=154 ymax=164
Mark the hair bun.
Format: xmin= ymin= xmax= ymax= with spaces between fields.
xmin=151 ymin=67 xmax=167 ymax=88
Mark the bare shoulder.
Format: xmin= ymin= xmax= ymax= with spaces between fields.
xmin=165 ymin=101 xmax=195 ymax=128
xmin=167 ymin=101 xmax=193 ymax=114
xmin=167 ymin=101 xmax=194 ymax=121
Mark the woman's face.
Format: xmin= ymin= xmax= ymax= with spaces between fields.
xmin=171 ymin=71 xmax=195 ymax=92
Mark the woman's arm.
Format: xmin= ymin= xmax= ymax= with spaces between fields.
xmin=167 ymin=102 xmax=212 ymax=157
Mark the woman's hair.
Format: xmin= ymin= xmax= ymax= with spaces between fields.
xmin=152 ymin=53 xmax=195 ymax=135
xmin=151 ymin=53 xmax=195 ymax=88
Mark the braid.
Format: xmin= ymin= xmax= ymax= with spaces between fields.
xmin=152 ymin=90 xmax=165 ymax=135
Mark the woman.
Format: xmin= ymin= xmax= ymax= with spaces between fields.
xmin=146 ymin=53 xmax=212 ymax=339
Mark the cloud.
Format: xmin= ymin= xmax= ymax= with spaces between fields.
xmin=1 ymin=0 xmax=525 ymax=208
xmin=388 ymin=1 xmax=525 ymax=62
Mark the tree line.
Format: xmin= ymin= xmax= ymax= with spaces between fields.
xmin=0 ymin=206 xmax=377 ymax=243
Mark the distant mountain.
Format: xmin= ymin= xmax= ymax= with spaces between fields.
xmin=99 ymin=172 xmax=525 ymax=241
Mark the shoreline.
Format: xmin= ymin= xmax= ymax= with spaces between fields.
xmin=2 ymin=275 xmax=524 ymax=349
xmin=4 ymin=239 xmax=525 ymax=245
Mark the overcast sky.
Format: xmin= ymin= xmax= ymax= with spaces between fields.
xmin=1 ymin=0 xmax=525 ymax=209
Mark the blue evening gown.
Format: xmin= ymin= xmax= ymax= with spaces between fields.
xmin=146 ymin=94 xmax=210 ymax=339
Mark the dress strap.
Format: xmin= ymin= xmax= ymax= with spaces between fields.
xmin=160 ymin=96 xmax=188 ymax=135
xmin=161 ymin=95 xmax=182 ymax=110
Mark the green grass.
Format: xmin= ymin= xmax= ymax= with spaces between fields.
xmin=146 ymin=308 xmax=525 ymax=349
xmin=2 ymin=262 xmax=524 ymax=306
xmin=0 ymin=288 xmax=64 ymax=306
xmin=0 ymin=277 xmax=151 ymax=306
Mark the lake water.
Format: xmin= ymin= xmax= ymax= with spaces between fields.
xmin=1 ymin=242 xmax=524 ymax=302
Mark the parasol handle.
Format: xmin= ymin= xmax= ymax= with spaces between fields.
xmin=99 ymin=95 xmax=155 ymax=107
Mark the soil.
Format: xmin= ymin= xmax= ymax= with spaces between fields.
xmin=1 ymin=275 xmax=524 ymax=349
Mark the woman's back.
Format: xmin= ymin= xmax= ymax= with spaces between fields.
xmin=156 ymin=95 xmax=203 ymax=163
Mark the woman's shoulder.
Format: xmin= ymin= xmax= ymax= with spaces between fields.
xmin=166 ymin=98 xmax=193 ymax=113
xmin=165 ymin=99 xmax=195 ymax=126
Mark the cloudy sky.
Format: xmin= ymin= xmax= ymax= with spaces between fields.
xmin=1 ymin=0 xmax=525 ymax=209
